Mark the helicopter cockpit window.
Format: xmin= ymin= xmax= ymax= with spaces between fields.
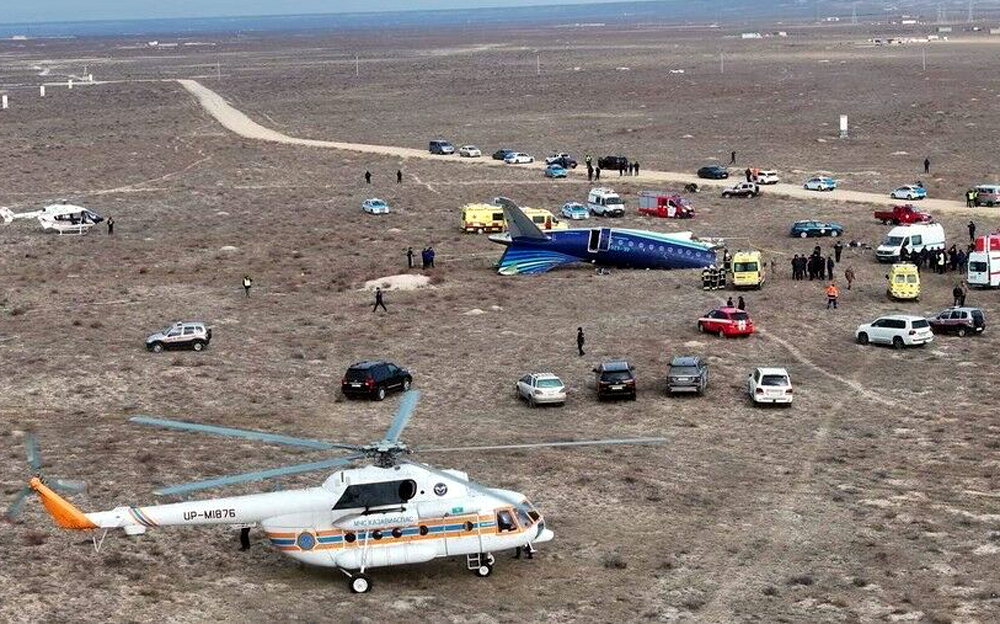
xmin=333 ymin=479 xmax=417 ymax=510
xmin=517 ymin=500 xmax=540 ymax=523
xmin=497 ymin=510 xmax=517 ymax=532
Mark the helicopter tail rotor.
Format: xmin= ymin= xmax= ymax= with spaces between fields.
xmin=5 ymin=434 xmax=87 ymax=520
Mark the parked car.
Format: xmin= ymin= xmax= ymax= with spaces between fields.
xmin=873 ymin=204 xmax=932 ymax=225
xmin=492 ymin=148 xmax=515 ymax=161
xmin=855 ymin=315 xmax=933 ymax=348
xmin=587 ymin=187 xmax=626 ymax=217
xmin=545 ymin=153 xmax=577 ymax=168
xmin=593 ymin=360 xmax=636 ymax=401
xmin=804 ymin=176 xmax=837 ymax=191
xmin=754 ymin=169 xmax=780 ymax=184
xmin=927 ymin=306 xmax=985 ymax=337
xmin=973 ymin=184 xmax=1000 ymax=207
xmin=747 ymin=367 xmax=793 ymax=405
xmin=721 ymin=181 xmax=759 ymax=198
xmin=544 ymin=164 xmax=568 ymax=178
xmin=145 ymin=321 xmax=212 ymax=353
xmin=561 ymin=202 xmax=590 ymax=220
xmin=667 ymin=356 xmax=708 ymax=395
xmin=891 ymin=185 xmax=927 ymax=201
xmin=697 ymin=165 xmax=729 ymax=179
xmin=458 ymin=145 xmax=482 ymax=158
xmin=598 ymin=155 xmax=629 ymax=170
xmin=876 ymin=223 xmax=945 ymax=263
xmin=505 ymin=152 xmax=534 ymax=165
xmin=697 ymin=307 xmax=754 ymax=337
xmin=362 ymin=198 xmax=390 ymax=214
xmin=428 ymin=140 xmax=454 ymax=155
xmin=514 ymin=373 xmax=566 ymax=407
xmin=790 ymin=220 xmax=843 ymax=238
xmin=341 ymin=361 xmax=412 ymax=401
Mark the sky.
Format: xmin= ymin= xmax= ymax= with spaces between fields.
xmin=0 ymin=0 xmax=634 ymax=24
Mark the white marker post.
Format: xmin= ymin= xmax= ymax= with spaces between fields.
xmin=40 ymin=85 xmax=46 ymax=97
xmin=68 ymin=79 xmax=73 ymax=89
xmin=88 ymin=74 xmax=94 ymax=82
xmin=1 ymin=95 xmax=8 ymax=110
xmin=840 ymin=114 xmax=849 ymax=138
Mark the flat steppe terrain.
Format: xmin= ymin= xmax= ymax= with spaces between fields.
xmin=1 ymin=22 xmax=1000 ymax=623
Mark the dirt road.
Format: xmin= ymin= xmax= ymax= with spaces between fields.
xmin=177 ymin=78 xmax=973 ymax=214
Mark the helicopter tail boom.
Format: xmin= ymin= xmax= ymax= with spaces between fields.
xmin=29 ymin=477 xmax=97 ymax=530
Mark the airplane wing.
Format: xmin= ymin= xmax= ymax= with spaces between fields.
xmin=494 ymin=197 xmax=547 ymax=240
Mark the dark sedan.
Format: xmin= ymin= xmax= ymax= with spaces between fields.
xmin=492 ymin=148 xmax=515 ymax=161
xmin=697 ymin=165 xmax=729 ymax=179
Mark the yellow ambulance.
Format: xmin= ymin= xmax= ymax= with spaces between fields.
xmin=461 ymin=203 xmax=506 ymax=233
xmin=521 ymin=208 xmax=568 ymax=231
xmin=730 ymin=250 xmax=765 ymax=289
xmin=886 ymin=263 xmax=920 ymax=300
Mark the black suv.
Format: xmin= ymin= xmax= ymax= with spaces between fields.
xmin=598 ymin=155 xmax=628 ymax=170
xmin=667 ymin=356 xmax=708 ymax=395
xmin=342 ymin=361 xmax=412 ymax=401
xmin=493 ymin=148 xmax=515 ymax=161
xmin=593 ymin=360 xmax=636 ymax=401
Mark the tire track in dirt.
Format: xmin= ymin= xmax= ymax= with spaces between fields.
xmin=176 ymin=79 xmax=976 ymax=215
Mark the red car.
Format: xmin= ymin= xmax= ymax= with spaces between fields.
xmin=697 ymin=307 xmax=754 ymax=337
xmin=873 ymin=204 xmax=931 ymax=225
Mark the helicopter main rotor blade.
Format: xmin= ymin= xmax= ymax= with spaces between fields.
xmin=130 ymin=416 xmax=360 ymax=451
xmin=401 ymin=458 xmax=524 ymax=508
xmin=416 ymin=436 xmax=668 ymax=454
xmin=153 ymin=454 xmax=364 ymax=497
xmin=382 ymin=390 xmax=420 ymax=444
xmin=49 ymin=478 xmax=87 ymax=494
xmin=5 ymin=486 xmax=33 ymax=519
xmin=25 ymin=433 xmax=42 ymax=471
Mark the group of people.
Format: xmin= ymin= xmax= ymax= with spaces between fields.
xmin=791 ymin=244 xmax=842 ymax=282
xmin=701 ymin=265 xmax=727 ymax=290
xmin=582 ymin=155 xmax=640 ymax=182
xmin=900 ymin=244 xmax=967 ymax=275
xmin=364 ymin=169 xmax=404 ymax=184
xmin=965 ymin=188 xmax=981 ymax=207
xmin=725 ymin=296 xmax=746 ymax=310
xmin=406 ymin=246 xmax=436 ymax=269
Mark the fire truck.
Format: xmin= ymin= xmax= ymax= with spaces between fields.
xmin=637 ymin=191 xmax=694 ymax=218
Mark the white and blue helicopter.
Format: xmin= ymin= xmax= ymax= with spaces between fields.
xmin=9 ymin=391 xmax=664 ymax=593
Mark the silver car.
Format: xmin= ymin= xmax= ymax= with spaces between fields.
xmin=515 ymin=373 xmax=566 ymax=407
xmin=146 ymin=321 xmax=212 ymax=353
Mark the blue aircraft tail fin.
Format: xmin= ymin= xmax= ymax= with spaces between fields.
xmin=494 ymin=197 xmax=547 ymax=240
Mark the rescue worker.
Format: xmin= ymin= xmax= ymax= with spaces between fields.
xmin=242 ymin=275 xmax=253 ymax=298
xmin=791 ymin=254 xmax=800 ymax=280
xmin=406 ymin=247 xmax=414 ymax=269
xmin=373 ymin=287 xmax=387 ymax=313
xmin=577 ymin=327 xmax=585 ymax=357
xmin=714 ymin=265 xmax=725 ymax=290
xmin=937 ymin=251 xmax=946 ymax=274
xmin=397 ymin=169 xmax=403 ymax=184
xmin=585 ymin=154 xmax=592 ymax=168
xmin=972 ymin=189 xmax=979 ymax=206
xmin=702 ymin=265 xmax=714 ymax=290
xmin=825 ymin=282 xmax=839 ymax=309
xmin=826 ymin=255 xmax=835 ymax=281
xmin=107 ymin=217 xmax=114 ymax=235
xmin=427 ymin=246 xmax=436 ymax=268
xmin=730 ymin=150 xmax=736 ymax=165
xmin=634 ymin=161 xmax=640 ymax=176
xmin=737 ymin=296 xmax=746 ymax=311
xmin=833 ymin=240 xmax=844 ymax=263
xmin=364 ymin=170 xmax=371 ymax=184
xmin=722 ymin=249 xmax=732 ymax=273
xmin=924 ymin=157 xmax=930 ymax=174
xmin=969 ymin=221 xmax=976 ymax=243
xmin=966 ymin=189 xmax=976 ymax=208
xmin=421 ymin=247 xmax=429 ymax=269
xmin=587 ymin=164 xmax=593 ymax=182
xmin=953 ymin=284 xmax=965 ymax=307
xmin=595 ymin=167 xmax=601 ymax=181
xmin=844 ymin=266 xmax=855 ymax=290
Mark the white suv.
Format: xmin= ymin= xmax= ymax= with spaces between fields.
xmin=855 ymin=314 xmax=933 ymax=348
xmin=515 ymin=373 xmax=566 ymax=407
xmin=747 ymin=367 xmax=793 ymax=405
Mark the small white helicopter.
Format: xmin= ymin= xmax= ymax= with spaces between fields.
xmin=1 ymin=201 xmax=104 ymax=235
xmin=10 ymin=391 xmax=664 ymax=594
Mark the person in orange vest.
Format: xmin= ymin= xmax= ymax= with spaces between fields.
xmin=825 ymin=281 xmax=839 ymax=309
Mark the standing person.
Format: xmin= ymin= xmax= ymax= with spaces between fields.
xmin=577 ymin=327 xmax=585 ymax=356
xmin=826 ymin=255 xmax=835 ymax=281
xmin=969 ymin=220 xmax=977 ymax=243
xmin=372 ymin=287 xmax=387 ymax=313
xmin=745 ymin=167 xmax=752 ymax=182
xmin=833 ymin=240 xmax=844 ymax=263
xmin=397 ymin=169 xmax=403 ymax=184
xmin=240 ymin=527 xmax=251 ymax=551
xmin=844 ymin=266 xmax=855 ymax=290
xmin=924 ymin=157 xmax=930 ymax=174
xmin=585 ymin=154 xmax=592 ymax=169
xmin=587 ymin=164 xmax=593 ymax=182
xmin=953 ymin=283 xmax=965 ymax=307
xmin=702 ymin=265 xmax=714 ymax=290
xmin=966 ymin=189 xmax=975 ymax=207
xmin=242 ymin=275 xmax=253 ymax=298
xmin=364 ymin=170 xmax=371 ymax=184
xmin=737 ymin=296 xmax=746 ymax=311
xmin=825 ymin=282 xmax=839 ymax=309
xmin=957 ymin=248 xmax=967 ymax=273
xmin=730 ymin=150 xmax=736 ymax=165
xmin=421 ymin=247 xmax=429 ymax=269
xmin=791 ymin=254 xmax=800 ymax=280
xmin=899 ymin=243 xmax=909 ymax=263
xmin=619 ymin=162 xmax=625 ymax=177
xmin=726 ymin=296 xmax=734 ymax=307
xmin=427 ymin=246 xmax=436 ymax=268
xmin=722 ymin=249 xmax=732 ymax=273
xmin=633 ymin=161 xmax=640 ymax=176
xmin=406 ymin=247 xmax=414 ymax=269
xmin=107 ymin=216 xmax=115 ymax=235
xmin=594 ymin=167 xmax=601 ymax=181
xmin=937 ymin=251 xmax=946 ymax=274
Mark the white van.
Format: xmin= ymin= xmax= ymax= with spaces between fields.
xmin=587 ymin=187 xmax=625 ymax=217
xmin=876 ymin=223 xmax=945 ymax=263
xmin=968 ymin=233 xmax=1000 ymax=288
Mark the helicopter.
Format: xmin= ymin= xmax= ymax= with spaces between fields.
xmin=0 ymin=201 xmax=104 ymax=235
xmin=10 ymin=391 xmax=665 ymax=594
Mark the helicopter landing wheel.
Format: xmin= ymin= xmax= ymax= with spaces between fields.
xmin=474 ymin=563 xmax=493 ymax=578
xmin=349 ymin=573 xmax=372 ymax=594
xmin=486 ymin=553 xmax=495 ymax=566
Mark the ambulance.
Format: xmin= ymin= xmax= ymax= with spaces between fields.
xmin=521 ymin=207 xmax=568 ymax=231
xmin=461 ymin=203 xmax=506 ymax=233
xmin=967 ymin=233 xmax=1000 ymax=288
xmin=886 ymin=263 xmax=920 ymax=300
xmin=730 ymin=250 xmax=765 ymax=289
